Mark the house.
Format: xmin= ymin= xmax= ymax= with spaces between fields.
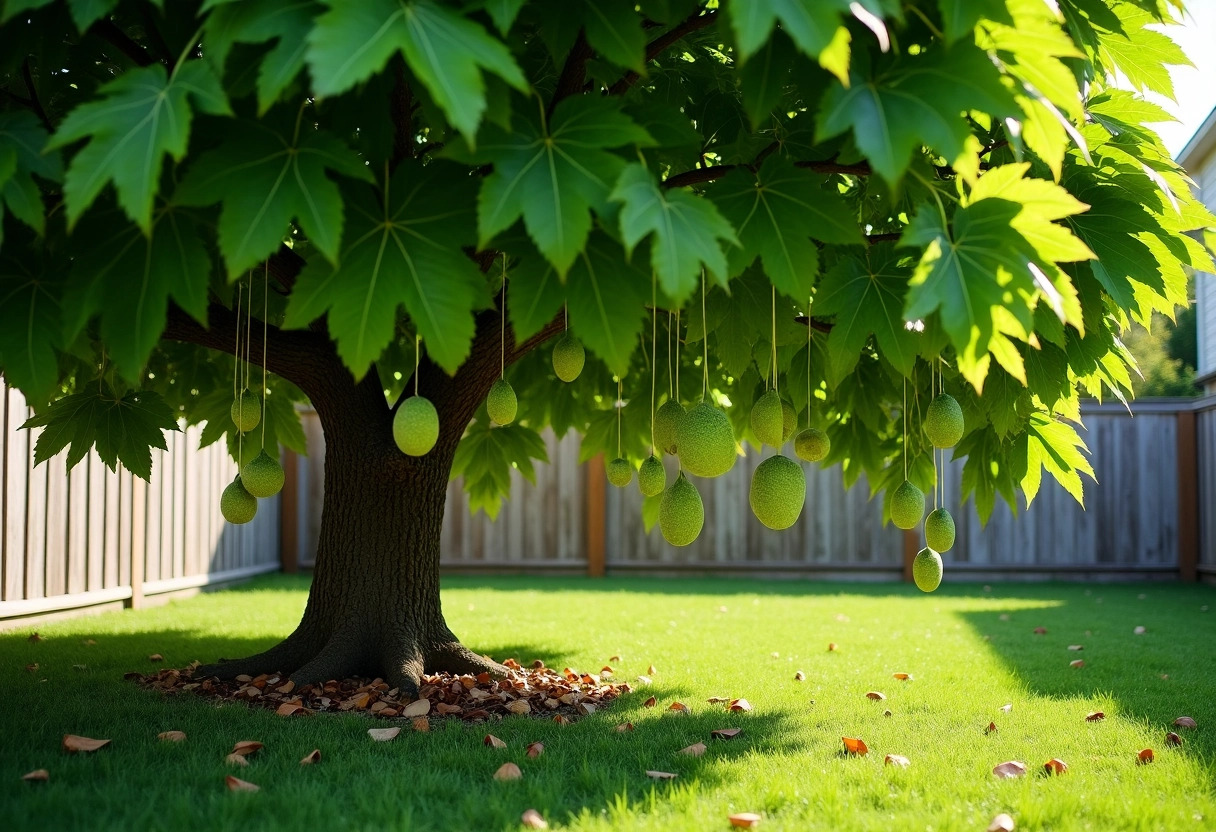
xmin=1178 ymin=105 xmax=1216 ymax=394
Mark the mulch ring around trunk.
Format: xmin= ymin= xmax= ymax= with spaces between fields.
xmin=129 ymin=658 xmax=630 ymax=726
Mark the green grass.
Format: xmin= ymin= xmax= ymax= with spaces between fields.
xmin=2 ymin=576 xmax=1215 ymax=831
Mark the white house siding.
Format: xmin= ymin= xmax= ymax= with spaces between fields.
xmin=1179 ymin=109 xmax=1216 ymax=394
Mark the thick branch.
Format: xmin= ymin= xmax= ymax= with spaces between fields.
xmin=550 ymin=31 xmax=593 ymax=113
xmin=608 ymin=8 xmax=720 ymax=95
xmin=20 ymin=59 xmax=51 ymax=132
xmin=796 ymin=315 xmax=833 ymax=334
xmin=662 ymin=157 xmax=874 ymax=189
xmin=89 ymin=19 xmax=156 ymax=67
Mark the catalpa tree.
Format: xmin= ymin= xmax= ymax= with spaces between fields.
xmin=0 ymin=0 xmax=1210 ymax=690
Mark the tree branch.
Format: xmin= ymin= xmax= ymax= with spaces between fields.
xmin=795 ymin=315 xmax=833 ymax=334
xmin=662 ymin=157 xmax=874 ymax=189
xmin=89 ymin=19 xmax=156 ymax=67
xmin=20 ymin=59 xmax=52 ymax=132
xmin=550 ymin=31 xmax=593 ymax=114
xmin=608 ymin=8 xmax=719 ymax=95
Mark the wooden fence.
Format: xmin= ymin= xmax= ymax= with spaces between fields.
xmin=287 ymin=398 xmax=1215 ymax=582
xmin=0 ymin=382 xmax=281 ymax=627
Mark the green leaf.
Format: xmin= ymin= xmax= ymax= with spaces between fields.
xmin=204 ymin=0 xmax=320 ymax=114
xmin=737 ymin=30 xmax=794 ymax=129
xmin=47 ymin=62 xmax=230 ymax=232
xmin=452 ymin=420 xmax=549 ymax=517
xmin=66 ymin=0 xmax=117 ymax=31
xmin=968 ymin=163 xmax=1095 ymax=265
xmin=817 ymin=44 xmax=1018 ymax=183
xmin=0 ymin=111 xmax=62 ymax=237
xmin=563 ymin=233 xmax=651 ymax=377
xmin=709 ymin=156 xmax=861 ymax=299
xmin=470 ymin=96 xmax=653 ymax=276
xmin=0 ymin=234 xmax=61 ymax=401
xmin=1094 ymin=6 xmax=1189 ymax=100
xmin=612 ymin=162 xmax=738 ymax=303
xmin=284 ymin=161 xmax=483 ymax=377
xmin=937 ymin=0 xmax=1012 ymax=43
xmin=22 ymin=387 xmax=178 ymax=481
xmin=582 ymin=1 xmax=646 ymax=73
xmin=1021 ymin=411 xmax=1093 ymax=507
xmin=727 ymin=0 xmax=850 ymax=63
xmin=175 ymin=120 xmax=370 ymax=275
xmin=307 ymin=0 xmax=527 ymax=137
xmin=483 ymin=0 xmax=526 ymax=35
xmin=812 ymin=246 xmax=918 ymax=383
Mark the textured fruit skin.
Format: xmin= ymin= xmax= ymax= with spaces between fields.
xmin=676 ymin=402 xmax=736 ymax=478
xmin=638 ymin=455 xmax=666 ymax=497
xmin=230 ymin=390 xmax=261 ymax=432
xmin=781 ymin=400 xmax=796 ymax=441
xmin=913 ymin=547 xmax=944 ymax=592
xmin=551 ymin=333 xmax=585 ymax=382
xmin=924 ymin=508 xmax=956 ymax=552
xmin=393 ymin=396 xmax=439 ymax=456
xmin=749 ymin=454 xmax=806 ymax=530
xmin=924 ymin=393 xmax=964 ymax=448
xmin=486 ymin=378 xmax=517 ymax=425
xmin=220 ymin=476 xmax=257 ymax=525
xmin=653 ymin=400 xmax=686 ymax=455
xmin=241 ymin=450 xmax=285 ymax=498
xmin=890 ymin=480 xmax=926 ymax=530
xmin=606 ymin=457 xmax=633 ymax=488
xmin=794 ymin=428 xmax=830 ymax=462
xmin=660 ymin=473 xmax=704 ymax=546
xmin=750 ymin=390 xmax=785 ymax=447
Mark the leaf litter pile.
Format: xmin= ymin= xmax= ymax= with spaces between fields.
xmin=129 ymin=657 xmax=629 ymax=725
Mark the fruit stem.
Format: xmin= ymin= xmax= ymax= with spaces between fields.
xmin=261 ymin=262 xmax=268 ymax=450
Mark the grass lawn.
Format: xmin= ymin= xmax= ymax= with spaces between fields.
xmin=2 ymin=575 xmax=1215 ymax=831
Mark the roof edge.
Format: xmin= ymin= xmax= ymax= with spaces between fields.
xmin=1177 ymin=104 xmax=1216 ymax=170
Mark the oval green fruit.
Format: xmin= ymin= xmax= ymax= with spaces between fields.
xmin=638 ymin=454 xmax=666 ymax=497
xmin=220 ymin=476 xmax=257 ymax=525
xmin=749 ymin=390 xmax=784 ymax=447
xmin=913 ymin=547 xmax=944 ymax=592
xmin=924 ymin=507 xmax=956 ymax=553
xmin=660 ymin=473 xmax=704 ymax=547
xmin=551 ymin=333 xmax=585 ymax=382
xmin=890 ymin=480 xmax=926 ymax=530
xmin=781 ymin=400 xmax=796 ymax=442
xmin=676 ymin=402 xmax=736 ymax=478
xmin=486 ymin=378 xmax=518 ymax=425
xmin=749 ymin=454 xmax=806 ymax=530
xmin=653 ymin=399 xmax=686 ymax=455
xmin=241 ymin=450 xmax=285 ymax=498
xmin=606 ymin=457 xmax=633 ymax=488
xmin=794 ymin=427 xmax=830 ymax=462
xmin=924 ymin=393 xmax=964 ymax=448
xmin=393 ymin=395 xmax=439 ymax=456
xmin=230 ymin=389 xmax=261 ymax=433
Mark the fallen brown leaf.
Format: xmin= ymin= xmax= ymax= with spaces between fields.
xmin=679 ymin=742 xmax=707 ymax=757
xmin=1043 ymin=758 xmax=1068 ymax=775
xmin=62 ymin=735 xmax=110 ymax=753
xmin=644 ymin=696 xmax=657 ymax=708
xmin=1067 ymin=645 xmax=1084 ymax=651
xmin=728 ymin=698 xmax=752 ymax=712
xmin=493 ymin=762 xmax=522 ymax=781
xmin=1134 ymin=626 xmax=1146 ymax=635
xmin=884 ymin=754 xmax=911 ymax=768
xmin=367 ymin=727 xmax=400 ymax=742
xmin=230 ymin=741 xmax=263 ymax=757
xmin=842 ymin=737 xmax=868 ymax=755
xmin=987 ymin=813 xmax=1016 ymax=832
xmin=1000 ymin=703 xmax=1013 ymax=713
xmin=728 ymin=813 xmax=762 ymax=828
xmin=711 ymin=728 xmax=742 ymax=740
xmin=275 ymin=680 xmax=295 ymax=694
xmin=648 ymin=664 xmax=657 ymax=675
xmin=615 ymin=722 xmax=634 ymax=732
xmin=412 ymin=718 xmax=430 ymax=732
xmin=1033 ymin=627 xmax=1047 ymax=635
xmin=865 ymin=691 xmax=886 ymax=701
xmin=300 ymin=749 xmax=321 ymax=766
xmin=883 ymin=709 xmax=892 ymax=717
xmin=1166 ymin=732 xmax=1183 ymax=747
xmin=149 ymin=654 xmax=164 ymax=662
xmin=158 ymin=730 xmax=187 ymax=742
xmin=1069 ymin=660 xmax=1085 ymax=668
xmin=21 ymin=769 xmax=49 ymax=782
xmin=1085 ymin=711 xmax=1105 ymax=722
xmin=1137 ymin=748 xmax=1155 ymax=764
xmin=225 ymin=775 xmax=259 ymax=792
xmin=552 ymin=715 xmax=571 ymax=726
xmin=28 ymin=633 xmax=41 ymax=643
xmin=794 ymin=671 xmax=805 ymax=681
xmin=275 ymin=703 xmax=305 ymax=717
xmin=521 ymin=809 xmax=548 ymax=829
xmin=645 ymin=770 xmax=677 ymax=780
xmin=669 ymin=701 xmax=691 ymax=715
xmin=985 ymin=722 xmax=998 ymax=735
xmin=827 ymin=642 xmax=837 ymax=652
xmin=892 ymin=673 xmax=912 ymax=681
xmin=484 ymin=734 xmax=507 ymax=749
xmin=24 ymin=663 xmax=38 ymax=673
xmin=609 ymin=655 xmax=621 ymax=662
xmin=83 ymin=639 xmax=97 ymax=646
xmin=526 ymin=741 xmax=544 ymax=758
xmin=503 ymin=658 xmax=521 ymax=670
xmin=506 ymin=699 xmax=532 ymax=715
xmin=636 ymin=675 xmax=652 ymax=685
xmin=992 ymin=761 xmax=1028 ymax=779
xmin=401 ymin=699 xmax=430 ymax=718
xmin=224 ymin=753 xmax=248 ymax=767
xmin=706 ymin=696 xmax=730 ymax=704
xmin=1174 ymin=716 xmax=1197 ymax=729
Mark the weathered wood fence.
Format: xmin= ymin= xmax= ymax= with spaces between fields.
xmin=0 ymin=382 xmax=281 ymax=628
xmin=286 ymin=397 xmax=1216 ymax=582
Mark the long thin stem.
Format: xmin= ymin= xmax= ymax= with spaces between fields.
xmin=232 ymin=283 xmax=242 ymax=400
xmin=414 ymin=333 xmax=420 ymax=397
xmin=771 ymin=285 xmax=778 ymax=396
xmin=650 ymin=277 xmax=657 ymax=455
xmin=700 ymin=272 xmax=708 ymax=401
xmin=500 ymin=256 xmax=507 ymax=379
xmin=617 ymin=377 xmax=623 ymax=458
xmin=675 ymin=308 xmax=680 ymax=400
xmin=806 ymin=295 xmax=812 ymax=429
xmin=261 ymin=264 xmax=268 ymax=450
xmin=666 ymin=310 xmax=673 ymax=400
xmin=902 ymin=377 xmax=908 ymax=482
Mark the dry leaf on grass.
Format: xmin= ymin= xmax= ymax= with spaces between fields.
xmin=728 ymin=813 xmax=762 ymax=828
xmin=275 ymin=703 xmax=306 ymax=717
xmin=706 ymin=696 xmax=730 ymax=704
xmin=645 ymin=770 xmax=677 ymax=780
xmin=992 ymin=761 xmax=1028 ymax=779
xmin=158 ymin=731 xmax=187 ymax=742
xmin=225 ymin=775 xmax=259 ymax=792
xmin=506 ymin=700 xmax=532 ymax=715
xmin=521 ymin=809 xmax=548 ymax=829
xmin=609 ymin=655 xmax=621 ymax=662
xmin=1067 ymin=645 xmax=1084 ymax=651
xmin=866 ymin=692 xmax=886 ymax=701
xmin=842 ymin=737 xmax=868 ymax=756
xmin=526 ymin=741 xmax=544 ymax=758
xmin=1000 ymin=704 xmax=1013 ymax=713
xmin=28 ymin=632 xmax=42 ymax=643
xmin=149 ymin=654 xmax=164 ymax=662
xmin=728 ymin=698 xmax=752 ymax=712
xmin=669 ymin=701 xmax=691 ymax=715
xmin=884 ymin=754 xmax=910 ymax=768
xmin=827 ymin=643 xmax=837 ymax=652
xmin=1166 ymin=732 xmax=1183 ymax=747
xmin=1043 ymin=758 xmax=1068 ymax=775
xmin=644 ymin=696 xmax=657 ymax=708
xmin=883 ymin=709 xmax=892 ymax=717
xmin=984 ymin=722 xmax=998 ymax=735
xmin=892 ymin=673 xmax=912 ymax=681
xmin=637 ymin=675 xmax=652 ymax=685
xmin=24 ymin=663 xmax=37 ymax=673
xmin=493 ymin=763 xmax=522 ymax=781
xmin=1069 ymin=660 xmax=1085 ymax=668
xmin=300 ymin=749 xmax=321 ymax=766
xmin=794 ymin=671 xmax=805 ymax=681
xmin=711 ymin=728 xmax=741 ymax=740
xmin=62 ymin=735 xmax=110 ymax=753
xmin=679 ymin=742 xmax=707 ymax=757
xmin=275 ymin=680 xmax=295 ymax=694
xmin=1134 ymin=626 xmax=1146 ymax=635
xmin=224 ymin=753 xmax=249 ymax=767
xmin=401 ymin=699 xmax=430 ymax=718
xmin=615 ymin=722 xmax=634 ymax=732
xmin=83 ymin=639 xmax=97 ymax=646
xmin=987 ymin=813 xmax=1016 ymax=832
xmin=1137 ymin=748 xmax=1154 ymax=764
xmin=1174 ymin=716 xmax=1197 ymax=729
xmin=553 ymin=715 xmax=571 ymax=726
xmin=21 ymin=769 xmax=49 ymax=782
xmin=484 ymin=734 xmax=507 ymax=749
xmin=648 ymin=664 xmax=657 ymax=675
xmin=231 ymin=741 xmax=263 ymax=756
xmin=1033 ymin=627 xmax=1047 ymax=635
xmin=367 ymin=727 xmax=400 ymax=742
xmin=1085 ymin=711 xmax=1105 ymax=722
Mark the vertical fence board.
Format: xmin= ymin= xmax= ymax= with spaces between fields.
xmin=3 ymin=386 xmax=27 ymax=601
xmin=67 ymin=459 xmax=89 ymax=595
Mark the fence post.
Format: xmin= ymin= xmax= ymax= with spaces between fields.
xmin=1177 ymin=408 xmax=1199 ymax=582
xmin=902 ymin=528 xmax=918 ymax=582
xmin=586 ymin=454 xmax=605 ymax=577
xmin=279 ymin=450 xmax=299 ymax=574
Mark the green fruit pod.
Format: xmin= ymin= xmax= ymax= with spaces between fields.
xmin=606 ymin=457 xmax=633 ymax=488
xmin=890 ymin=480 xmax=926 ymax=530
xmin=676 ymin=402 xmax=736 ymax=478
xmin=659 ymin=473 xmax=704 ymax=547
xmin=749 ymin=454 xmax=806 ymax=530
xmin=487 ymin=378 xmax=517 ymax=425
xmin=394 ymin=395 xmax=439 ymax=456
xmin=638 ymin=454 xmax=666 ymax=497
xmin=551 ymin=333 xmax=585 ymax=382
xmin=781 ymin=400 xmax=796 ymax=442
xmin=913 ymin=547 xmax=944 ymax=592
xmin=653 ymin=399 xmax=686 ymax=455
xmin=924 ymin=393 xmax=964 ymax=448
xmin=924 ymin=507 xmax=956 ymax=553
xmin=220 ymin=476 xmax=257 ymax=525
xmin=241 ymin=450 xmax=285 ymax=498
xmin=750 ymin=390 xmax=785 ymax=447
xmin=794 ymin=427 xmax=830 ymax=463
xmin=230 ymin=389 xmax=261 ymax=433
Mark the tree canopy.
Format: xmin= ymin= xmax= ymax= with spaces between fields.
xmin=1 ymin=0 xmax=1212 ymax=529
